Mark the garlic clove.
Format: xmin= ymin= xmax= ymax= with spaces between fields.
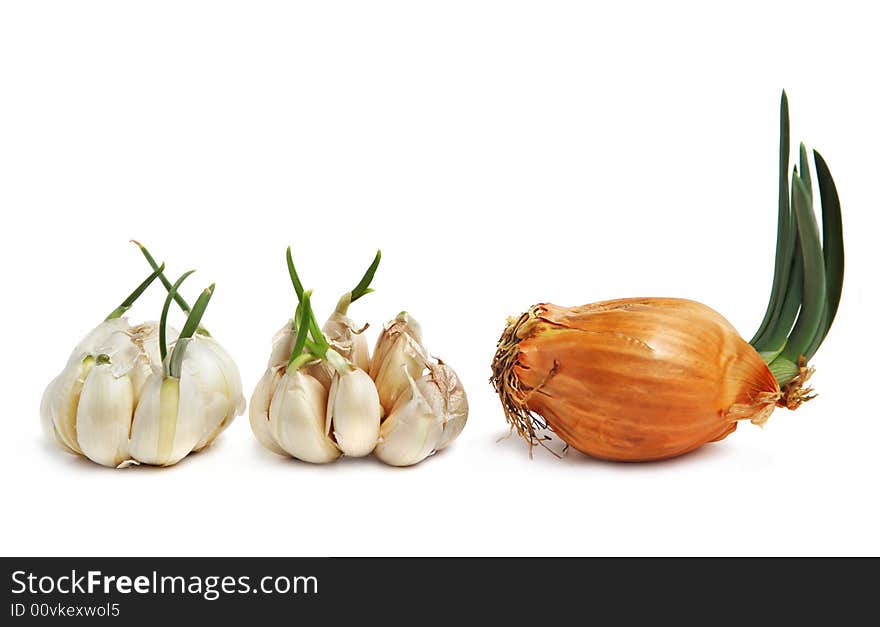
xmin=427 ymin=362 xmax=469 ymax=451
xmin=187 ymin=336 xmax=245 ymax=451
xmin=171 ymin=361 xmax=214 ymax=464
xmin=267 ymin=319 xmax=297 ymax=368
xmin=323 ymin=311 xmax=371 ymax=372
xmin=249 ymin=367 xmax=287 ymax=456
xmin=370 ymin=313 xmax=428 ymax=413
xmin=128 ymin=370 xmax=165 ymax=465
xmin=130 ymin=369 xmax=205 ymax=466
xmin=75 ymin=363 xmax=134 ymax=467
xmin=374 ymin=371 xmax=443 ymax=467
xmin=44 ymin=357 xmax=97 ymax=455
xmin=327 ymin=367 xmax=381 ymax=457
xmin=40 ymin=374 xmax=77 ymax=454
xmin=124 ymin=321 xmax=176 ymax=402
xmin=370 ymin=312 xmax=424 ymax=375
xmin=65 ymin=318 xmax=131 ymax=368
xmin=306 ymin=361 xmax=333 ymax=390
xmin=269 ymin=370 xmax=340 ymax=464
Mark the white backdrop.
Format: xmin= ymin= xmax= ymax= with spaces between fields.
xmin=1 ymin=1 xmax=877 ymax=556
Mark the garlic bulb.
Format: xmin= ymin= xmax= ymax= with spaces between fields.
xmin=41 ymin=247 xmax=245 ymax=468
xmin=369 ymin=313 xmax=428 ymax=413
xmin=250 ymin=247 xmax=467 ymax=466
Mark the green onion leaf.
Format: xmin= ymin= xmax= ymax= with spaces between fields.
xmin=753 ymin=168 xmax=799 ymax=353
xmin=757 ymin=235 xmax=803 ymax=360
xmin=804 ymin=150 xmax=844 ymax=359
xmin=798 ymin=142 xmax=813 ymax=201
xmin=751 ymin=91 xmax=792 ymax=346
xmin=777 ymin=175 xmax=826 ymax=365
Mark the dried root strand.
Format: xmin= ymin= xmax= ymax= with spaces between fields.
xmin=778 ymin=357 xmax=816 ymax=410
xmin=490 ymin=307 xmax=560 ymax=458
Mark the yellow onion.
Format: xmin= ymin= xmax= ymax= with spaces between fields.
xmin=493 ymin=299 xmax=780 ymax=461
xmin=491 ymin=92 xmax=844 ymax=462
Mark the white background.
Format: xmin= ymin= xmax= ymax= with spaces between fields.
xmin=1 ymin=1 xmax=877 ymax=556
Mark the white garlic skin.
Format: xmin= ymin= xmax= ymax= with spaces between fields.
xmin=327 ymin=367 xmax=381 ymax=457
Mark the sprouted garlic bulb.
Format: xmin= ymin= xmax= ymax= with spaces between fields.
xmin=249 ymin=248 xmax=468 ymax=467
xmin=41 ymin=244 xmax=244 ymax=468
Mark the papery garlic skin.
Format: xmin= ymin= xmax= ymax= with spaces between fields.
xmin=427 ymin=362 xmax=469 ymax=451
xmin=249 ymin=367 xmax=287 ymax=456
xmin=324 ymin=311 xmax=370 ymax=371
xmin=369 ymin=313 xmax=428 ymax=413
xmin=374 ymin=372 xmax=443 ymax=467
xmin=327 ymin=367 xmax=381 ymax=457
xmin=269 ymin=370 xmax=340 ymax=464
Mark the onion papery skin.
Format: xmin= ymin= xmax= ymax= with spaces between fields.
xmin=495 ymin=298 xmax=780 ymax=461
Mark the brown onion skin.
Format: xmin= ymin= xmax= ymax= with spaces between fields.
xmin=506 ymin=298 xmax=779 ymax=461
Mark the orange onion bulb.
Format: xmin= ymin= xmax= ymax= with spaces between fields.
xmin=491 ymin=92 xmax=844 ymax=463
xmin=492 ymin=299 xmax=783 ymax=461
